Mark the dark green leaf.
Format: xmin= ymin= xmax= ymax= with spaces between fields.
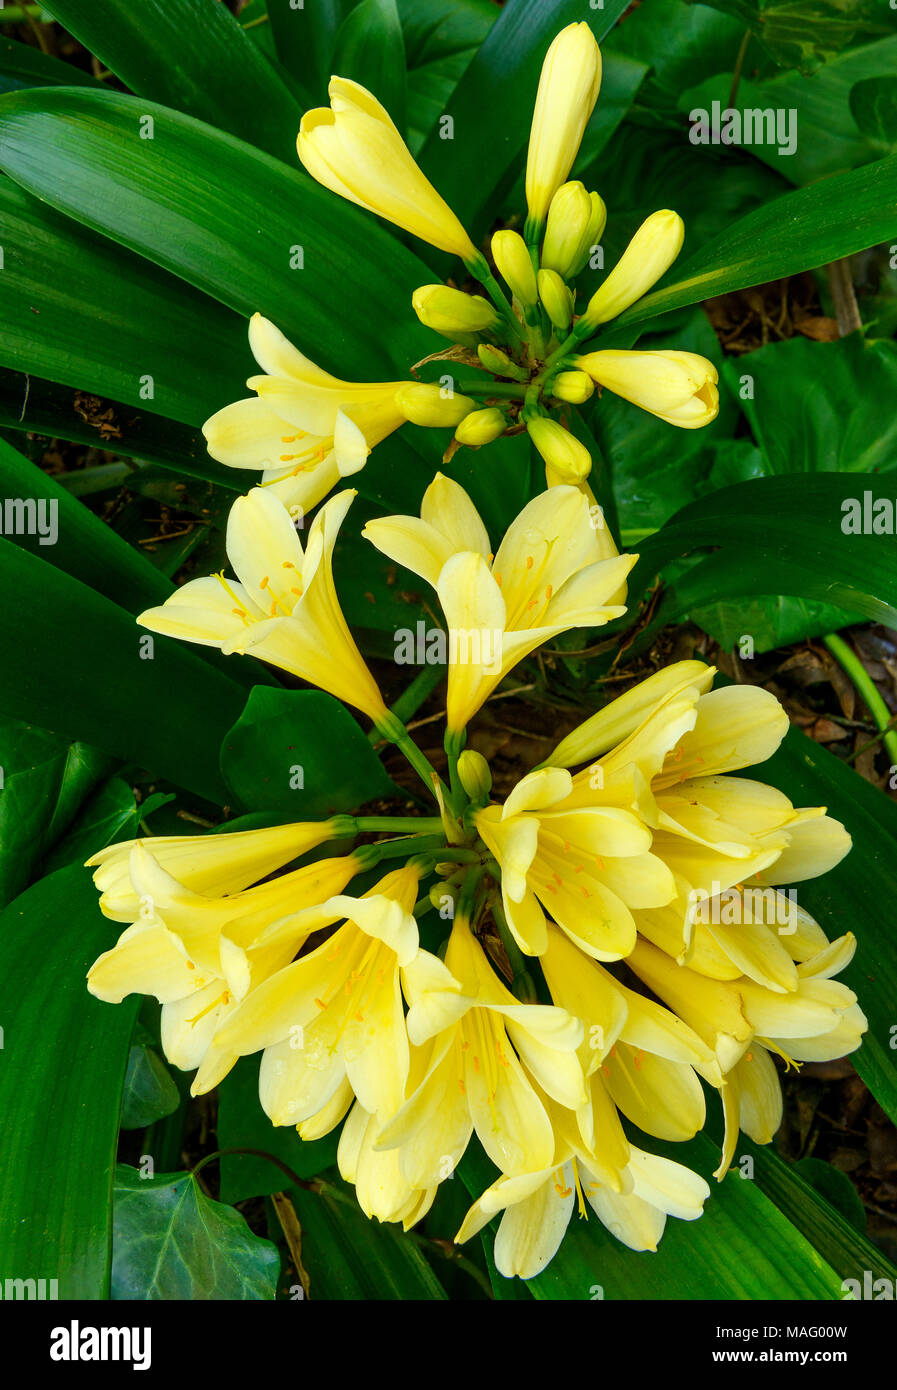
xmin=111 ymin=1164 xmax=279 ymax=1299
xmin=266 ymin=0 xmax=348 ymax=102
xmin=0 ymin=866 xmax=138 ymax=1298
xmin=608 ymin=155 xmax=897 ymax=333
xmin=0 ymin=540 xmax=247 ymax=803
xmin=850 ymin=75 xmax=897 ymax=148
xmin=288 ymin=1175 xmax=448 ymax=1298
xmin=696 ymin=0 xmax=892 ymax=72
xmin=221 ymin=688 xmax=399 ymax=818
xmin=792 ymin=1158 xmax=867 ymax=1235
xmin=0 ymin=176 xmax=252 ymax=430
xmin=0 ymin=86 xmax=432 ymax=380
xmin=334 ymin=0 xmax=407 ymax=133
xmin=41 ymin=0 xmax=303 ymax=161
xmin=0 ymin=35 xmax=100 ymax=95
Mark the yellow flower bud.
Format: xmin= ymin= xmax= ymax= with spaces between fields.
xmin=541 ymin=181 xmax=592 ymax=277
xmin=526 ymin=417 xmax=592 ymax=483
xmin=396 ymin=383 xmax=476 ymax=428
xmin=551 ymin=370 xmax=594 ymax=404
xmin=537 ymin=268 xmax=574 ymax=332
xmin=298 ymin=78 xmax=477 ymax=260
xmin=577 ymin=349 xmax=719 ymax=428
xmin=491 ymin=229 xmax=538 ymax=307
xmin=568 ymin=191 xmax=608 ymax=278
xmin=454 ymin=407 xmax=507 ymax=447
xmin=525 ymin=23 xmax=602 ymax=232
xmin=412 ymin=284 xmax=500 ymax=340
xmin=457 ymin=749 xmax=492 ymax=803
xmin=579 ymin=210 xmax=684 ymax=332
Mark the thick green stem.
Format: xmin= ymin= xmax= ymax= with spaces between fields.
xmin=466 ymin=252 xmax=526 ymax=345
xmin=353 ymin=815 xmax=444 ymax=834
xmin=376 ymin=710 xmax=448 ymax=802
xmin=823 ymin=633 xmax=897 ymax=767
xmin=455 ymin=379 xmax=526 ymax=399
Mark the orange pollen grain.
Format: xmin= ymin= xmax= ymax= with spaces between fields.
xmin=314 ymin=997 xmax=327 ymax=1011
xmin=525 ymin=556 xmax=534 ymax=569
xmin=545 ymin=585 xmax=553 ymax=600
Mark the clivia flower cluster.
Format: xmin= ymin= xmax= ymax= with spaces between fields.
xmin=204 ymin=21 xmax=719 ymax=519
xmin=85 ymin=26 xmax=863 ymax=1281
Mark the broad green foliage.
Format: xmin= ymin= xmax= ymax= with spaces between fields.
xmin=1 ymin=0 xmax=896 ymax=1303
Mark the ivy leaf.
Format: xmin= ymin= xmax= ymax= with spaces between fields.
xmin=111 ymin=1165 xmax=280 ymax=1300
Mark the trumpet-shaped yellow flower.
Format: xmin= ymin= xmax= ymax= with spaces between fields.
xmin=298 ymin=77 xmax=477 ymax=260
xmin=455 ymin=407 xmax=507 ymax=447
xmin=492 ymin=229 xmax=539 ymax=308
xmin=86 ymin=818 xmax=342 ymax=920
xmin=338 ymin=1101 xmax=437 ymax=1228
xmin=86 ymin=845 xmax=359 ymax=1089
xmin=138 ymin=487 xmax=388 ymax=723
xmin=362 ymin=474 xmax=633 ymax=730
xmin=525 ymin=416 xmax=591 ymax=485
xmin=579 ymin=209 xmax=684 ymax=332
xmin=205 ymin=867 xmax=433 ymax=1125
xmin=552 ymin=663 xmax=851 ymax=906
xmin=525 ymin=23 xmax=602 ymax=231
xmin=202 ymin=315 xmax=408 ymax=513
xmin=541 ymin=182 xmax=606 ymax=280
xmin=375 ymin=915 xmax=585 ymax=1182
xmin=476 ymin=767 xmax=676 ymax=960
xmin=577 ymin=349 xmax=719 ymax=429
xmin=412 ymin=285 xmax=500 ymax=342
xmin=627 ymin=934 xmax=866 ymax=1178
xmin=456 ymin=1089 xmax=709 ymax=1278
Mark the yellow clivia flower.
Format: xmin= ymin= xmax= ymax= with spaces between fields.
xmin=475 ymin=766 xmax=676 ymax=960
xmin=362 ymin=473 xmax=634 ymax=731
xmin=456 ymin=1090 xmax=709 ymax=1279
xmin=298 ymin=77 xmax=477 ymax=259
xmin=86 ymin=844 xmax=360 ymax=1090
xmin=577 ymin=349 xmax=719 ymax=429
xmin=204 ymin=866 xmax=430 ymax=1128
xmin=338 ymin=1101 xmax=437 ymax=1228
xmin=525 ymin=22 xmax=602 ymax=234
xmin=375 ymin=913 xmax=585 ymax=1182
xmin=204 ymin=314 xmax=408 ymax=514
xmin=138 ymin=487 xmax=388 ymax=724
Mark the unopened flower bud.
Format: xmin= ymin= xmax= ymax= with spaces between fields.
xmin=537 ymin=268 xmax=574 ymax=332
xmin=551 ymin=369 xmax=594 ymax=404
xmin=412 ymin=284 xmax=500 ymax=341
xmin=525 ymin=22 xmax=602 ymax=231
xmin=579 ymin=209 xmax=684 ymax=333
xmin=526 ymin=416 xmax=592 ymax=483
xmin=396 ymin=382 xmax=476 ymax=427
xmin=477 ymin=344 xmax=529 ymax=382
xmin=455 ymin=407 xmax=507 ymax=447
xmin=568 ymin=192 xmax=607 ymax=278
xmin=491 ymin=229 xmax=538 ymax=307
xmin=457 ymin=749 xmax=492 ymax=803
xmin=577 ymin=349 xmax=718 ymax=428
xmin=541 ymin=181 xmax=592 ymax=277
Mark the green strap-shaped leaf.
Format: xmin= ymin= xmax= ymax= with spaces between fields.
xmin=0 ymin=86 xmax=432 ymax=380
xmin=0 ymin=369 xmax=242 ymax=491
xmin=0 ymin=540 xmax=246 ymax=803
xmin=266 ymin=0 xmax=348 ymax=103
xmin=610 ymin=154 xmax=897 ymax=334
xmin=417 ymin=0 xmax=632 ymax=237
xmin=40 ymin=0 xmax=303 ymax=162
xmin=111 ymin=1165 xmax=280 ymax=1299
xmin=288 ymin=1175 xmax=448 ymax=1299
xmin=0 ymin=176 xmax=251 ymax=430
xmin=625 ymin=473 xmax=897 ymax=640
xmin=0 ymin=436 xmax=171 ymax=612
xmin=0 ymin=35 xmax=101 ymax=95
xmin=0 ymin=866 xmax=139 ymax=1299
xmin=333 ymin=0 xmax=407 ymax=134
